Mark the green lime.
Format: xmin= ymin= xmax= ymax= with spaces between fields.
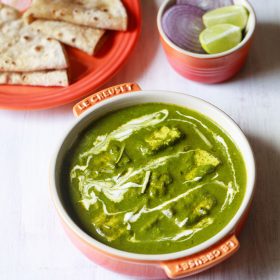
xmin=203 ymin=5 xmax=249 ymax=29
xmin=199 ymin=23 xmax=242 ymax=54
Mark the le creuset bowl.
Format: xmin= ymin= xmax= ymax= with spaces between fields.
xmin=157 ymin=0 xmax=256 ymax=84
xmin=50 ymin=83 xmax=256 ymax=279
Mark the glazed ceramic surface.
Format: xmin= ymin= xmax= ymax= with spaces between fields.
xmin=157 ymin=0 xmax=256 ymax=83
xmin=50 ymin=84 xmax=255 ymax=279
xmin=0 ymin=0 xmax=141 ymax=110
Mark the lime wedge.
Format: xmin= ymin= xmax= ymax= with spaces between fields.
xmin=199 ymin=23 xmax=242 ymax=54
xmin=203 ymin=5 xmax=249 ymax=29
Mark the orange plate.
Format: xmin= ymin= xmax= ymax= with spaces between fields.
xmin=0 ymin=0 xmax=141 ymax=110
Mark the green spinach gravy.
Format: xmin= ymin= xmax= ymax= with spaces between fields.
xmin=61 ymin=103 xmax=246 ymax=254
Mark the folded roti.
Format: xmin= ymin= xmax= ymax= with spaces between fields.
xmin=24 ymin=0 xmax=127 ymax=31
xmin=0 ymin=19 xmax=68 ymax=72
xmin=0 ymin=70 xmax=69 ymax=86
xmin=0 ymin=3 xmax=20 ymax=24
xmin=30 ymin=20 xmax=105 ymax=55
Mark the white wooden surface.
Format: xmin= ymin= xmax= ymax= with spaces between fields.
xmin=1 ymin=1 xmax=280 ymax=279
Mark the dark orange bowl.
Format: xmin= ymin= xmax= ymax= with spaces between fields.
xmin=50 ymin=83 xmax=256 ymax=279
xmin=0 ymin=0 xmax=141 ymax=110
xmin=157 ymin=0 xmax=256 ymax=84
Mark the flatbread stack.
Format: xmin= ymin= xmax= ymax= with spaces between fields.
xmin=0 ymin=4 xmax=69 ymax=86
xmin=0 ymin=1 xmax=128 ymax=87
xmin=23 ymin=0 xmax=128 ymax=55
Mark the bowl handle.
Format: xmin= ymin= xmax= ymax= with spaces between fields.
xmin=161 ymin=235 xmax=239 ymax=279
xmin=73 ymin=83 xmax=142 ymax=117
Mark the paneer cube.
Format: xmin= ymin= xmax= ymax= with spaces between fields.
xmin=145 ymin=126 xmax=182 ymax=153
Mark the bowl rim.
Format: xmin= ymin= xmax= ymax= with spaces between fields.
xmin=50 ymin=90 xmax=256 ymax=262
xmin=157 ymin=0 xmax=256 ymax=59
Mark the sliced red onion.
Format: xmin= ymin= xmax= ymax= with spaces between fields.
xmin=162 ymin=4 xmax=205 ymax=53
xmin=176 ymin=0 xmax=234 ymax=11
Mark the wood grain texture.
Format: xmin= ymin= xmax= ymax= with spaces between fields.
xmin=0 ymin=0 xmax=280 ymax=279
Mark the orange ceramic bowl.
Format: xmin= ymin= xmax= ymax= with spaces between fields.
xmin=50 ymin=83 xmax=256 ymax=279
xmin=157 ymin=0 xmax=256 ymax=84
xmin=0 ymin=0 xmax=141 ymax=110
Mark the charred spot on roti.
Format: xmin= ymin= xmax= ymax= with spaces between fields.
xmin=23 ymin=35 xmax=31 ymax=41
xmin=59 ymin=11 xmax=65 ymax=17
xmin=27 ymin=13 xmax=35 ymax=23
xmin=35 ymin=45 xmax=43 ymax=52
xmin=71 ymin=38 xmax=76 ymax=43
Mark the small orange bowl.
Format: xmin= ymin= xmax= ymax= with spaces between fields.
xmin=157 ymin=0 xmax=256 ymax=84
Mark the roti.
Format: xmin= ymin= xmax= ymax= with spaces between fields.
xmin=0 ymin=19 xmax=68 ymax=72
xmin=0 ymin=70 xmax=69 ymax=86
xmin=0 ymin=3 xmax=20 ymax=24
xmin=24 ymin=0 xmax=127 ymax=31
xmin=30 ymin=20 xmax=105 ymax=55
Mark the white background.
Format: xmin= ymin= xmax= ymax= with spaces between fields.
xmin=1 ymin=0 xmax=280 ymax=279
